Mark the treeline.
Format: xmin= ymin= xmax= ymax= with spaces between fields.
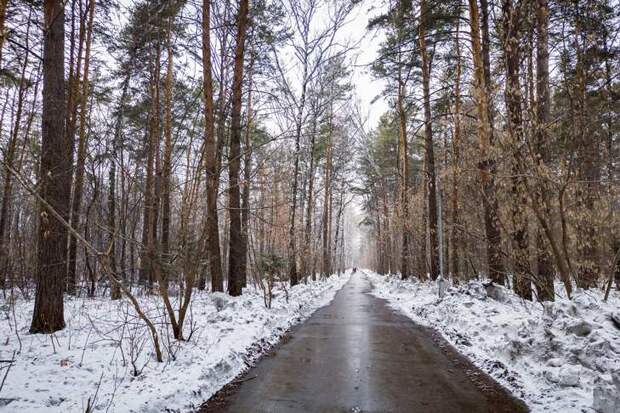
xmin=357 ymin=0 xmax=619 ymax=301
xmin=0 ymin=0 xmax=357 ymax=343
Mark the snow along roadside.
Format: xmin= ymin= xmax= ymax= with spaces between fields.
xmin=365 ymin=271 xmax=620 ymax=413
xmin=0 ymin=272 xmax=351 ymax=413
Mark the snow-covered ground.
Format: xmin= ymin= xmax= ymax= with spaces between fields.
xmin=0 ymin=272 xmax=350 ymax=412
xmin=366 ymin=271 xmax=620 ymax=413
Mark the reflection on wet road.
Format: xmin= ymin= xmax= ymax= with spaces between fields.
xmin=205 ymin=272 xmax=528 ymax=413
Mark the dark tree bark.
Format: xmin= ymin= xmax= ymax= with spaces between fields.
xmin=240 ymin=53 xmax=255 ymax=289
xmin=140 ymin=44 xmax=161 ymax=289
xmin=109 ymin=71 xmax=131 ymax=300
xmin=572 ymin=8 xmax=599 ymax=289
xmin=303 ymin=111 xmax=319 ymax=281
xmin=322 ymin=109 xmax=333 ymax=278
xmin=419 ymin=0 xmax=439 ymax=280
xmin=474 ymin=0 xmax=505 ymax=285
xmin=227 ymin=0 xmax=249 ymax=297
xmin=201 ymin=0 xmax=224 ymax=292
xmin=467 ymin=0 xmax=503 ymax=286
xmin=397 ymin=79 xmax=409 ymax=280
xmin=67 ymin=0 xmax=96 ymax=295
xmin=0 ymin=0 xmax=7 ymax=65
xmin=161 ymin=17 xmax=174 ymax=261
xmin=333 ymin=188 xmax=344 ymax=273
xmin=0 ymin=17 xmax=32 ymax=289
xmin=450 ymin=15 xmax=462 ymax=281
xmin=501 ymin=0 xmax=531 ymax=300
xmin=31 ymin=0 xmax=69 ymax=333
xmin=287 ymin=110 xmax=304 ymax=286
xmin=533 ymin=0 xmax=554 ymax=301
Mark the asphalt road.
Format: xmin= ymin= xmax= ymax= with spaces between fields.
xmin=200 ymin=272 xmax=528 ymax=413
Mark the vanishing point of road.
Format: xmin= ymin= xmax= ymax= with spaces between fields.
xmin=201 ymin=272 xmax=528 ymax=413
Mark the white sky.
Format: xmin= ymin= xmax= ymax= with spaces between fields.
xmin=336 ymin=1 xmax=391 ymax=263
xmin=341 ymin=0 xmax=390 ymax=130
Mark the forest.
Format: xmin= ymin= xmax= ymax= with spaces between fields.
xmin=0 ymin=0 xmax=618 ymax=411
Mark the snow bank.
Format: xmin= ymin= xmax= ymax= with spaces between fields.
xmin=366 ymin=271 xmax=620 ymax=413
xmin=0 ymin=272 xmax=350 ymax=412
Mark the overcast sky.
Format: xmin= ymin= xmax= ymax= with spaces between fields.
xmin=341 ymin=0 xmax=390 ymax=130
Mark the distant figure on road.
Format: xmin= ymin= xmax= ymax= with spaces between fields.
xmin=352 ymin=268 xmax=357 ymax=274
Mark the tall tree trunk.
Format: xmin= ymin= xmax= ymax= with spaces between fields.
xmin=67 ymin=0 xmax=96 ymax=295
xmin=419 ymin=0 xmax=439 ymax=280
xmin=0 ymin=17 xmax=32 ymax=289
xmin=240 ymin=52 xmax=255 ymax=289
xmin=65 ymin=0 xmax=86 ymax=222
xmin=288 ymin=110 xmax=305 ymax=286
xmin=382 ymin=190 xmax=391 ymax=274
xmin=469 ymin=0 xmax=505 ymax=285
xmin=322 ymin=109 xmax=333 ymax=278
xmin=109 ymin=71 xmax=131 ymax=300
xmin=420 ymin=172 xmax=428 ymax=278
xmin=573 ymin=9 xmax=598 ymax=289
xmin=397 ymin=66 xmax=409 ymax=279
xmin=140 ymin=45 xmax=161 ymax=289
xmin=227 ymin=0 xmax=249 ymax=297
xmin=502 ymin=0 xmax=531 ymax=299
xmin=450 ymin=15 xmax=462 ymax=281
xmin=602 ymin=31 xmax=618 ymax=291
xmin=534 ymin=0 xmax=554 ymax=301
xmin=201 ymin=0 xmax=224 ymax=292
xmin=303 ymin=116 xmax=317 ymax=281
xmin=159 ymin=16 xmax=176 ymax=296
xmin=161 ymin=17 xmax=174 ymax=263
xmin=333 ymin=188 xmax=344 ymax=274
xmin=31 ymin=0 xmax=69 ymax=333
xmin=0 ymin=0 xmax=7 ymax=66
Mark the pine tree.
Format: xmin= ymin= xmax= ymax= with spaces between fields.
xmin=31 ymin=0 xmax=71 ymax=334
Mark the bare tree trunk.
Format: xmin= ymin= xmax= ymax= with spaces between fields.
xmin=602 ymin=32 xmax=619 ymax=291
xmin=108 ymin=71 xmax=131 ymax=300
xmin=573 ymin=10 xmax=599 ymax=289
xmin=397 ymin=61 xmax=409 ymax=279
xmin=303 ymin=116 xmax=317 ymax=281
xmin=534 ymin=0 xmax=554 ymax=301
xmin=227 ymin=0 xmax=249 ymax=297
xmin=141 ymin=44 xmax=161 ymax=290
xmin=333 ymin=188 xmax=344 ymax=273
xmin=31 ymin=0 xmax=69 ymax=333
xmin=65 ymin=0 xmax=86 ymax=181
xmin=0 ymin=0 xmax=7 ymax=65
xmin=287 ymin=102 xmax=305 ymax=286
xmin=161 ymin=17 xmax=174 ymax=265
xmin=382 ymin=190 xmax=392 ymax=274
xmin=240 ymin=52 xmax=255 ymax=289
xmin=67 ymin=0 xmax=96 ymax=295
xmin=0 ymin=18 xmax=32 ymax=289
xmin=419 ymin=0 xmax=439 ymax=280
xmin=450 ymin=15 xmax=462 ymax=282
xmin=322 ymin=109 xmax=333 ymax=278
xmin=420 ymin=172 xmax=427 ymax=278
xmin=201 ymin=0 xmax=224 ymax=292
xmin=468 ymin=0 xmax=505 ymax=285
xmin=501 ymin=0 xmax=531 ymax=299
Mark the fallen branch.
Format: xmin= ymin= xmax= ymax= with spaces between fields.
xmin=232 ymin=375 xmax=257 ymax=385
xmin=0 ymin=350 xmax=16 ymax=394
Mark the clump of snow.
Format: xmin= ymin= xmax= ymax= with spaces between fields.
xmin=366 ymin=272 xmax=620 ymax=413
xmin=0 ymin=272 xmax=350 ymax=412
xmin=593 ymin=369 xmax=620 ymax=413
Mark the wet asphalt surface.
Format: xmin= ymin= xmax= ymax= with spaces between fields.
xmin=200 ymin=272 xmax=528 ymax=413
